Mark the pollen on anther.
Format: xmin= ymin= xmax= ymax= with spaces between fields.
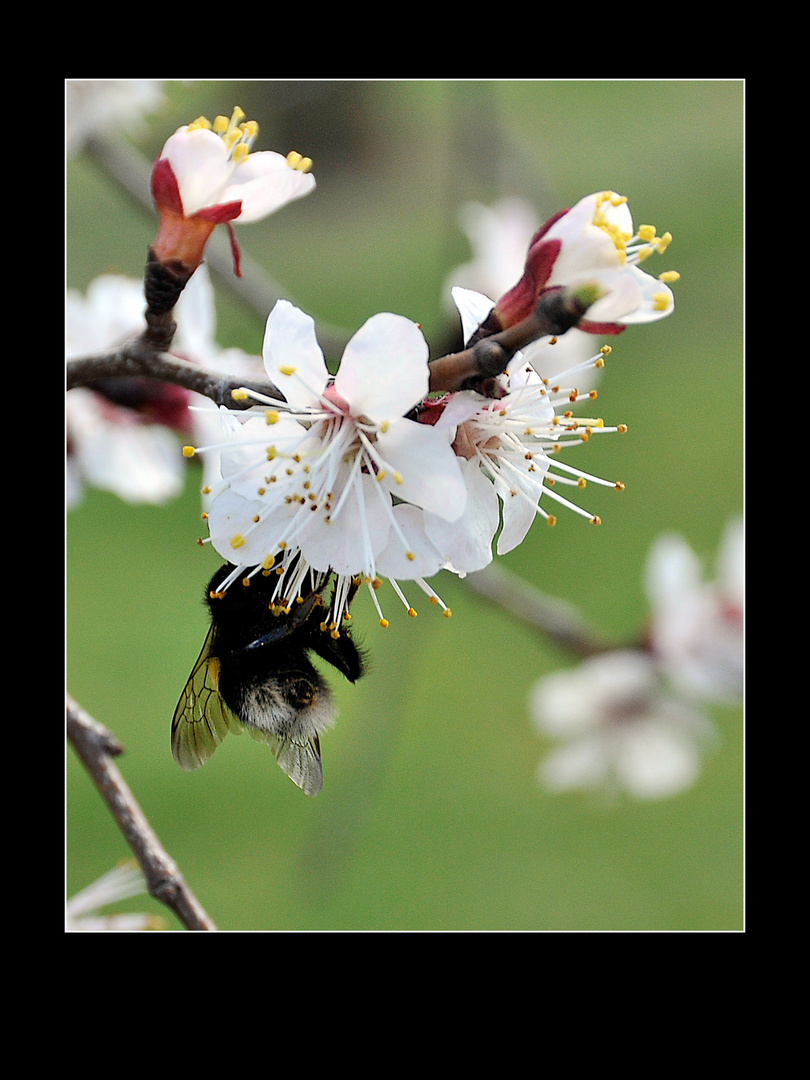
xmin=380 ymin=618 xmax=389 ymax=628
xmin=230 ymin=533 xmax=245 ymax=549
xmin=615 ymin=481 xmax=626 ymax=491
xmin=182 ymin=446 xmax=195 ymax=458
xmin=408 ymin=608 xmax=418 ymax=618
xmin=231 ymin=388 xmax=248 ymax=401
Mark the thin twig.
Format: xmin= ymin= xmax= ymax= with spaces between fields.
xmin=66 ymin=695 xmax=217 ymax=931
xmin=463 ymin=562 xmax=616 ymax=658
xmin=66 ymin=338 xmax=281 ymax=409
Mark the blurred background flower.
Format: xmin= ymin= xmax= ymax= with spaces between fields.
xmin=531 ymin=520 xmax=742 ymax=802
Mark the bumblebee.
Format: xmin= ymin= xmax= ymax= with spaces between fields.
xmin=172 ymin=561 xmax=364 ymax=796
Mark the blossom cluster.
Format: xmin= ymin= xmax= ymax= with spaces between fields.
xmin=531 ymin=519 xmax=743 ymax=802
xmin=184 ymin=189 xmax=679 ymax=626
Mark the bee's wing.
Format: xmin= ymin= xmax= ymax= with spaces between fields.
xmin=171 ymin=626 xmax=242 ymax=771
xmin=259 ymin=731 xmax=324 ymax=797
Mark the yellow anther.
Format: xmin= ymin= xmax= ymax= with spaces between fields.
xmin=265 ymin=410 xmax=279 ymax=424
xmin=618 ymin=424 xmax=628 ymax=433
xmin=227 ymin=106 xmax=246 ymax=131
xmin=406 ymin=551 xmax=415 ymax=561
xmin=231 ymin=388 xmax=248 ymax=401
xmin=590 ymin=516 xmax=602 ymax=525
xmin=589 ymin=390 xmax=598 ymax=399
xmin=656 ymin=231 xmax=673 ymax=252
xmin=182 ymin=445 xmax=195 ymax=458
xmin=407 ymin=607 xmax=418 ymax=618
xmin=393 ymin=471 xmax=404 ymax=485
xmin=653 ymin=291 xmax=672 ymax=310
xmin=615 ymin=481 xmax=626 ymax=491
xmin=286 ymin=151 xmax=313 ymax=172
xmin=187 ymin=116 xmax=213 ymax=132
xmin=443 ymin=608 xmax=453 ymax=618
xmin=659 ymin=270 xmax=680 ymax=282
xmin=638 ymin=224 xmax=657 ymax=242
xmin=200 ymin=511 xmax=208 ymax=520
xmin=221 ymin=130 xmax=242 ymax=153
xmin=547 ymin=515 xmax=557 ymax=527
xmin=279 ymin=365 xmax=296 ymax=376
xmin=600 ymin=345 xmax=612 ymax=355
xmin=376 ymin=470 xmax=387 ymax=482
xmin=230 ymin=533 xmax=245 ymax=549
xmin=380 ymin=618 xmax=390 ymax=628
xmin=213 ymin=115 xmax=230 ymax=134
xmin=577 ymin=478 xmax=587 ymax=488
xmin=331 ymin=629 xmax=340 ymax=640
xmin=262 ymin=554 xmax=276 ymax=570
xmin=231 ymin=143 xmax=249 ymax=165
xmin=266 ymin=447 xmax=276 ymax=461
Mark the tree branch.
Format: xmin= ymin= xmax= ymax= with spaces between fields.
xmin=428 ymin=284 xmax=599 ymax=396
xmin=463 ymin=562 xmax=616 ymax=658
xmin=66 ymin=337 xmax=283 ymax=409
xmin=66 ymin=695 xmax=217 ymax=931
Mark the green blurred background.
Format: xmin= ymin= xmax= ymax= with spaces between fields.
xmin=66 ymin=80 xmax=744 ymax=931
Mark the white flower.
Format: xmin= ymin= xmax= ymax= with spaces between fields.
xmin=493 ymin=190 xmax=679 ymax=335
xmin=196 ymin=300 xmax=468 ymax=622
xmin=530 ymin=650 xmax=716 ymax=801
xmin=424 ymin=288 xmax=627 ymax=573
xmin=446 ymin=198 xmax=599 ymax=385
xmin=645 ymin=519 xmax=744 ymax=703
xmin=66 ymin=863 xmax=162 ymax=932
xmin=150 ymin=107 xmax=315 ymax=275
xmin=66 ymin=275 xmax=191 ymax=508
xmin=66 ymin=79 xmax=165 ymax=154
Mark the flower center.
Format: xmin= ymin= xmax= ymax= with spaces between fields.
xmin=186 ymin=106 xmax=260 ymax=165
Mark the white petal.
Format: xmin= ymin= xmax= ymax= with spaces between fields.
xmin=451 ymin=286 xmax=496 ymax=345
xmin=424 ymin=458 xmax=498 ymax=573
xmin=335 ymin=313 xmax=429 ymax=420
xmin=161 ymin=127 xmax=231 ymax=216
xmin=539 ymin=737 xmax=611 ymax=793
xmin=299 ymin=470 xmax=391 ymax=575
xmin=376 ymin=419 xmax=467 ymax=521
xmin=615 ymin=724 xmax=701 ymax=800
xmin=222 ymin=150 xmax=316 ymax=222
xmin=206 ymin=488 xmax=285 ymax=566
xmin=374 ymin=504 xmax=445 ymax=580
xmin=263 ymin=300 xmax=329 ymax=409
